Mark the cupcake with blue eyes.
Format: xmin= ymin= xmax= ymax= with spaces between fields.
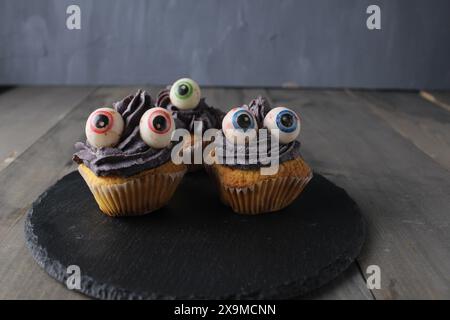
xmin=73 ymin=90 xmax=187 ymax=217
xmin=208 ymin=96 xmax=312 ymax=214
xmin=157 ymin=78 xmax=224 ymax=169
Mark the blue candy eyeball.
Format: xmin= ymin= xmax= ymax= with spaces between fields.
xmin=222 ymin=107 xmax=257 ymax=144
xmin=263 ymin=107 xmax=300 ymax=144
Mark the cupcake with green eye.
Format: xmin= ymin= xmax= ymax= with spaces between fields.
xmin=157 ymin=78 xmax=224 ymax=169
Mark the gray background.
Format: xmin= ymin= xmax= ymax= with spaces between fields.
xmin=0 ymin=0 xmax=449 ymax=89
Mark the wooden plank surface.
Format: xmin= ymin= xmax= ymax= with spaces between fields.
xmin=202 ymin=87 xmax=245 ymax=111
xmin=1 ymin=87 xmax=449 ymax=299
xmin=267 ymin=89 xmax=450 ymax=299
xmin=420 ymin=91 xmax=450 ymax=113
xmin=0 ymin=87 xmax=94 ymax=172
xmin=0 ymin=87 xmax=370 ymax=300
xmin=350 ymin=91 xmax=450 ymax=172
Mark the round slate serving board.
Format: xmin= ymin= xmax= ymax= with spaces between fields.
xmin=25 ymin=170 xmax=365 ymax=299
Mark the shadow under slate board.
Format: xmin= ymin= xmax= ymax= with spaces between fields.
xmin=24 ymin=170 xmax=365 ymax=299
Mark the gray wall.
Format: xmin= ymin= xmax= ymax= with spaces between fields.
xmin=0 ymin=0 xmax=449 ymax=89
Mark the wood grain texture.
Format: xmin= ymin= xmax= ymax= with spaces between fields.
xmin=420 ymin=91 xmax=450 ymax=113
xmin=268 ymin=89 xmax=450 ymax=299
xmin=0 ymin=198 xmax=87 ymax=300
xmin=0 ymin=87 xmax=93 ymax=172
xmin=349 ymin=90 xmax=450 ymax=172
xmin=0 ymin=86 xmax=162 ymax=299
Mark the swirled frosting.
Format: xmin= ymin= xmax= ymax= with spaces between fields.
xmin=215 ymin=96 xmax=301 ymax=169
xmin=215 ymin=135 xmax=300 ymax=170
xmin=157 ymin=88 xmax=224 ymax=132
xmin=248 ymin=96 xmax=272 ymax=128
xmin=73 ymin=90 xmax=173 ymax=177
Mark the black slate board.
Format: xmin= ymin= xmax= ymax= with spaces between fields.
xmin=25 ymin=170 xmax=365 ymax=299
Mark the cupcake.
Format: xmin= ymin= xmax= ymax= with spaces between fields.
xmin=157 ymin=78 xmax=224 ymax=170
xmin=73 ymin=90 xmax=187 ymax=217
xmin=208 ymin=96 xmax=312 ymax=214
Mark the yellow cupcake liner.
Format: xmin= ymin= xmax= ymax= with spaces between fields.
xmin=78 ymin=165 xmax=186 ymax=217
xmin=217 ymin=173 xmax=313 ymax=215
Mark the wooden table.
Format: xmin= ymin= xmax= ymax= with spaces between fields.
xmin=0 ymin=86 xmax=449 ymax=300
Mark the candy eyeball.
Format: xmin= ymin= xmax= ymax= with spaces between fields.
xmin=85 ymin=107 xmax=124 ymax=148
xmin=263 ymin=107 xmax=300 ymax=144
xmin=139 ymin=107 xmax=175 ymax=149
xmin=169 ymin=78 xmax=201 ymax=110
xmin=222 ymin=107 xmax=258 ymax=144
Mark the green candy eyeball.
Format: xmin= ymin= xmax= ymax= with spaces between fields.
xmin=169 ymin=78 xmax=201 ymax=110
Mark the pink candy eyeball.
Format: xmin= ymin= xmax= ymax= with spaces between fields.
xmin=139 ymin=107 xmax=175 ymax=148
xmin=85 ymin=108 xmax=124 ymax=148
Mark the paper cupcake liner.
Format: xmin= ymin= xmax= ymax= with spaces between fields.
xmin=218 ymin=173 xmax=313 ymax=215
xmin=78 ymin=167 xmax=186 ymax=217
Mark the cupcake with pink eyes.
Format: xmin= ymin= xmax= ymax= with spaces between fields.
xmin=73 ymin=90 xmax=187 ymax=217
xmin=208 ymin=96 xmax=312 ymax=215
xmin=157 ymin=78 xmax=224 ymax=169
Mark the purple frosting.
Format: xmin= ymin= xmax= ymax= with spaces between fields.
xmin=215 ymin=96 xmax=301 ymax=170
xmin=215 ymin=135 xmax=301 ymax=170
xmin=248 ymin=96 xmax=272 ymax=128
xmin=156 ymin=88 xmax=224 ymax=132
xmin=73 ymin=90 xmax=173 ymax=177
